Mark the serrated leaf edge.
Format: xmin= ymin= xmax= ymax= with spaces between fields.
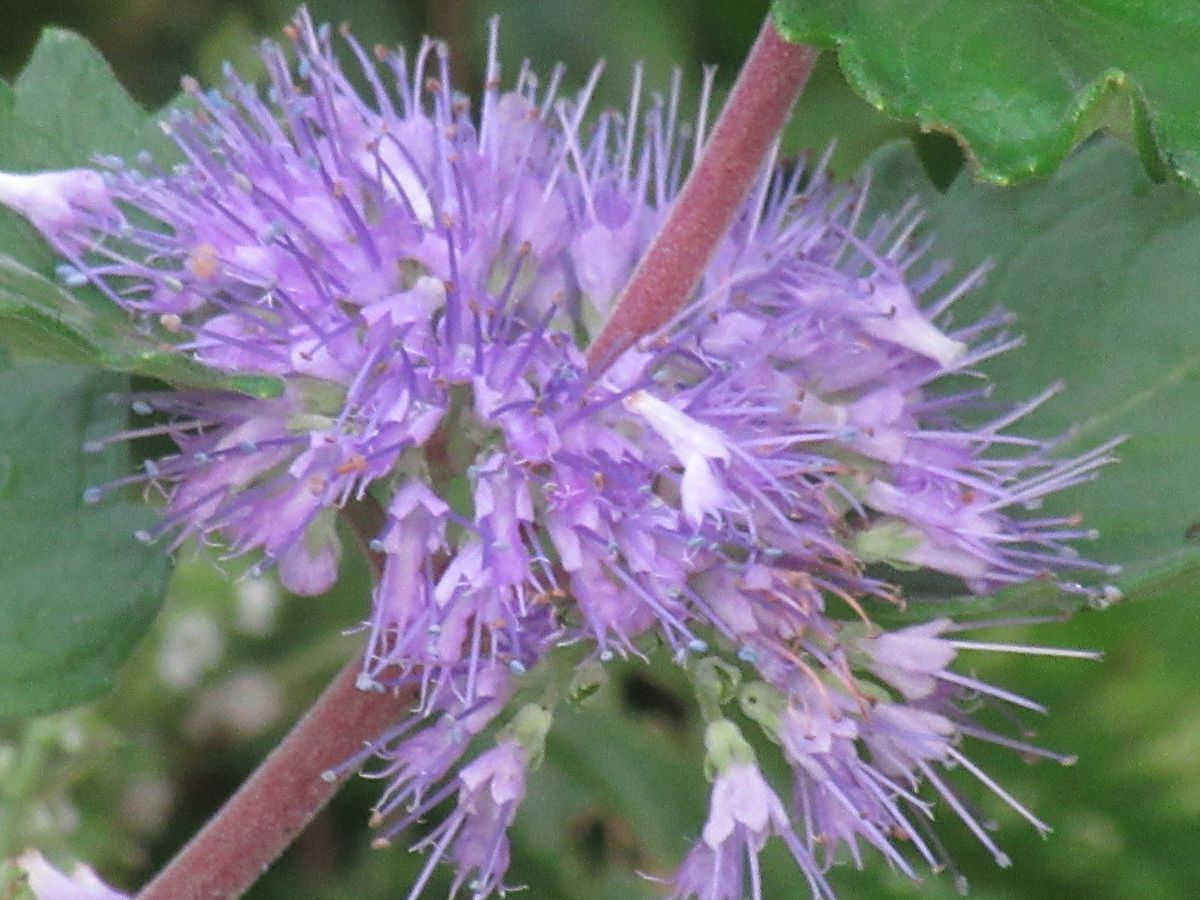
xmin=771 ymin=3 xmax=1196 ymax=189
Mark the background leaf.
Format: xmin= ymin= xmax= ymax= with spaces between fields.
xmin=866 ymin=137 xmax=1200 ymax=607
xmin=772 ymin=0 xmax=1200 ymax=189
xmin=12 ymin=29 xmax=160 ymax=164
xmin=0 ymin=363 xmax=170 ymax=716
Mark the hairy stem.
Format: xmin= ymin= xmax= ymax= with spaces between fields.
xmin=585 ymin=17 xmax=817 ymax=372
xmin=137 ymin=657 xmax=415 ymax=900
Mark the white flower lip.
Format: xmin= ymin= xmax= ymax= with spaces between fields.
xmin=623 ymin=389 xmax=731 ymax=525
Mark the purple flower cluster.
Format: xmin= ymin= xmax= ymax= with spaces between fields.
xmin=3 ymin=10 xmax=1118 ymax=898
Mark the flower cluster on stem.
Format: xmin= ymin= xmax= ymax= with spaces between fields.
xmin=2 ymin=9 xmax=1117 ymax=898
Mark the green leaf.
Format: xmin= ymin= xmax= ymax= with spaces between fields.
xmin=12 ymin=29 xmax=152 ymax=164
xmin=772 ymin=1 xmax=1200 ymax=188
xmin=0 ymin=252 xmax=281 ymax=397
xmin=0 ymin=363 xmax=170 ymax=716
xmin=864 ymin=137 xmax=1200 ymax=614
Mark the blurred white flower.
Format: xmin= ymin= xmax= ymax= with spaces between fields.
xmin=184 ymin=670 xmax=284 ymax=740
xmin=234 ymin=575 xmax=281 ymax=637
xmin=157 ymin=611 xmax=224 ymax=690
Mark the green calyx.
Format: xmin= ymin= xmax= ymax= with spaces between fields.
xmin=500 ymin=703 xmax=554 ymax=770
xmin=851 ymin=517 xmax=922 ymax=569
xmin=703 ymin=718 xmax=756 ymax=778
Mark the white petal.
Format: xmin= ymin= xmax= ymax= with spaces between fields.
xmin=0 ymin=169 xmax=116 ymax=238
xmin=624 ymin=391 xmax=730 ymax=463
xmin=680 ymin=457 xmax=728 ymax=525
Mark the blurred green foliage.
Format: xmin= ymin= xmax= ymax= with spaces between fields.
xmin=0 ymin=3 xmax=1196 ymax=900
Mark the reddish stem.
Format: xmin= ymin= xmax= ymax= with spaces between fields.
xmin=585 ymin=18 xmax=817 ymax=373
xmin=137 ymin=657 xmax=415 ymax=900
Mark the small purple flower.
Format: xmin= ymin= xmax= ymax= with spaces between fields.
xmin=740 ymin=680 xmax=922 ymax=876
xmin=382 ymin=704 xmax=551 ymax=899
xmin=738 ymin=620 xmax=1099 ymax=879
xmin=326 ymin=661 xmax=515 ymax=825
xmin=0 ymin=9 xmax=1117 ymax=898
xmin=668 ymin=720 xmax=833 ymax=900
